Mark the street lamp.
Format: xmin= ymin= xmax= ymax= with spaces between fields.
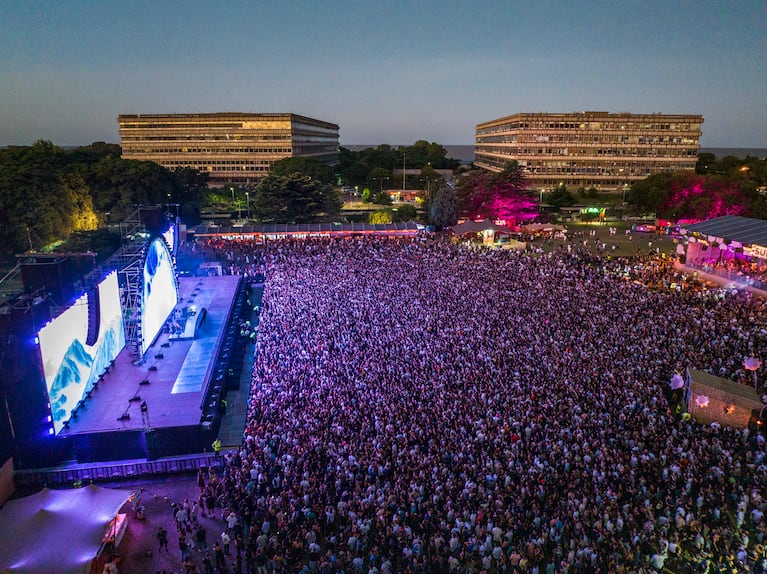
xmin=245 ymin=191 xmax=250 ymax=219
xmin=401 ymin=153 xmax=406 ymax=201
xmin=420 ymin=177 xmax=437 ymax=200
xmin=372 ymin=177 xmax=389 ymax=198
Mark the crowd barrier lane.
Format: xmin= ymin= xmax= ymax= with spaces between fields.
xmin=14 ymin=454 xmax=225 ymax=489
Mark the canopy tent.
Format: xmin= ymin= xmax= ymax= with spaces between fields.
xmin=0 ymin=485 xmax=132 ymax=574
xmin=450 ymin=220 xmax=512 ymax=235
xmin=681 ymin=215 xmax=767 ymax=247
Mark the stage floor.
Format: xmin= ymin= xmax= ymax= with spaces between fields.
xmin=60 ymin=275 xmax=240 ymax=435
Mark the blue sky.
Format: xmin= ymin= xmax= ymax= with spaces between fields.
xmin=1 ymin=0 xmax=765 ymax=147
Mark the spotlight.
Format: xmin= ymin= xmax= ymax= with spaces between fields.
xmin=129 ymin=394 xmax=141 ymax=402
xmin=117 ymin=413 xmax=130 ymax=421
xmin=139 ymin=379 xmax=150 ymax=386
xmin=149 ymin=366 xmax=158 ymax=372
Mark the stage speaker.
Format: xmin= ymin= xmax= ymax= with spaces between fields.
xmin=85 ymin=288 xmax=101 ymax=346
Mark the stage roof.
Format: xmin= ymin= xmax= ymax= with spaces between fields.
xmin=682 ymin=215 xmax=767 ymax=246
xmin=0 ymin=485 xmax=132 ymax=574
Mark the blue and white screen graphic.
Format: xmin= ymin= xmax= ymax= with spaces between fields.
xmin=141 ymin=237 xmax=178 ymax=354
xmin=38 ymin=272 xmax=126 ymax=434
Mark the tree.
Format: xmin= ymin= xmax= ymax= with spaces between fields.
xmin=626 ymin=173 xmax=672 ymax=215
xmin=661 ymin=172 xmax=749 ymax=220
xmin=172 ymin=167 xmax=210 ymax=225
xmin=270 ymin=157 xmax=335 ymax=185
xmin=546 ymin=184 xmax=577 ymax=208
xmin=369 ymin=209 xmax=393 ymax=224
xmin=429 ymin=183 xmax=458 ymax=229
xmin=251 ymin=173 xmax=340 ymax=223
xmin=695 ymin=152 xmax=717 ymax=175
xmin=373 ymin=190 xmax=392 ymax=205
xmin=395 ymin=203 xmax=418 ymax=221
xmin=455 ymin=162 xmax=536 ymax=223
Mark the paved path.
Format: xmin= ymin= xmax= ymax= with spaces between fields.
xmin=217 ymin=284 xmax=262 ymax=449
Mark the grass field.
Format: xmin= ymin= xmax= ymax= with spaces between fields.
xmin=553 ymin=222 xmax=678 ymax=258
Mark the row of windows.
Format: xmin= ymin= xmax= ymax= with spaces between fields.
xmin=523 ymin=165 xmax=692 ymax=176
xmin=478 ymin=119 xmax=701 ymax=135
xmin=124 ymin=147 xmax=292 ymax=154
xmin=534 ymin=178 xmax=634 ymax=188
xmin=161 ymin=159 xmax=274 ymax=167
xmin=476 ymin=147 xmax=698 ymax=158
xmin=120 ymin=122 xmax=244 ymax=129
xmin=121 ymin=135 xmax=291 ymax=141
xmin=477 ymin=134 xmax=699 ymax=145
xmin=476 ymin=156 xmax=693 ymax=174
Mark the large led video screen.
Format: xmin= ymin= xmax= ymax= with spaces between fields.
xmin=38 ymin=272 xmax=126 ymax=434
xmin=141 ymin=237 xmax=178 ymax=354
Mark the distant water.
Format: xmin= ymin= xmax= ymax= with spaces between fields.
xmin=344 ymin=145 xmax=766 ymax=164
xmin=700 ymin=148 xmax=767 ymax=159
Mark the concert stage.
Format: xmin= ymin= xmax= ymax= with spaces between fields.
xmin=58 ymin=274 xmax=244 ymax=463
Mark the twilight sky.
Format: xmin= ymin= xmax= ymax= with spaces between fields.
xmin=1 ymin=1 xmax=765 ymax=147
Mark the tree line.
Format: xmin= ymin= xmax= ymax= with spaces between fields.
xmin=627 ymin=154 xmax=767 ymax=220
xmin=0 ymin=141 xmax=210 ymax=263
xmin=2 ymin=140 xmax=765 ymax=263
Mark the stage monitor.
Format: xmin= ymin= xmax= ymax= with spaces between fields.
xmin=141 ymin=237 xmax=178 ymax=355
xmin=38 ymin=272 xmax=126 ymax=434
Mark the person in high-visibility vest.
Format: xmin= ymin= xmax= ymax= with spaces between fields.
xmin=212 ymin=438 xmax=222 ymax=455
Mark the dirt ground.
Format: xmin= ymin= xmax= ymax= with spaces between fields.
xmin=100 ymin=471 xmax=232 ymax=574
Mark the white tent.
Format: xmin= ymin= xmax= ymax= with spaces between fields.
xmin=0 ymin=484 xmax=132 ymax=574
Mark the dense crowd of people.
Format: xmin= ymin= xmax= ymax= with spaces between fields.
xmin=187 ymin=236 xmax=765 ymax=573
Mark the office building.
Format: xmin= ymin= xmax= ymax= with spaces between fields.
xmin=475 ymin=112 xmax=703 ymax=192
xmin=118 ymin=113 xmax=339 ymax=185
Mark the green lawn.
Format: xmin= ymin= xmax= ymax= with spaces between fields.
xmin=534 ymin=221 xmax=679 ymax=258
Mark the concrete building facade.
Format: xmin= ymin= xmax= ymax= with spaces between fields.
xmin=475 ymin=111 xmax=703 ymax=193
xmin=118 ymin=113 xmax=339 ymax=185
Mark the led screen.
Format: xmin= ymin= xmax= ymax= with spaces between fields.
xmin=141 ymin=237 xmax=178 ymax=354
xmin=38 ymin=272 xmax=126 ymax=434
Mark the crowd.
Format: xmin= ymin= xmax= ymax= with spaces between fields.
xmin=185 ymin=236 xmax=765 ymax=573
xmin=687 ymin=256 xmax=767 ymax=292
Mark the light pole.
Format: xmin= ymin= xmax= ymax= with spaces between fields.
xmin=420 ymin=177 xmax=437 ymax=200
xmin=402 ymin=153 xmax=406 ymax=201
xmin=373 ymin=177 xmax=389 ymax=199
xmin=245 ymin=191 xmax=250 ymax=219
